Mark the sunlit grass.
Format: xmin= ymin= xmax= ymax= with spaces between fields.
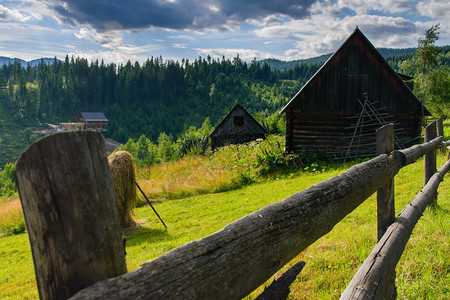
xmin=246 ymin=154 xmax=450 ymax=299
xmin=136 ymin=155 xmax=239 ymax=201
xmin=135 ymin=136 xmax=285 ymax=201
xmin=0 ymin=234 xmax=37 ymax=299
xmin=0 ymin=198 xmax=25 ymax=237
xmin=0 ymin=151 xmax=448 ymax=299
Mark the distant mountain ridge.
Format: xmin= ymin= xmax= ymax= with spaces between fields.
xmin=260 ymin=47 xmax=418 ymax=71
xmin=0 ymin=56 xmax=57 ymax=67
xmin=0 ymin=47 xmax=426 ymax=70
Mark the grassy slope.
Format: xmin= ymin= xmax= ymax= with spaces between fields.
xmin=0 ymin=153 xmax=448 ymax=299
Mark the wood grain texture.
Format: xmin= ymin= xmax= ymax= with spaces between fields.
xmin=15 ymin=131 xmax=127 ymax=300
xmin=397 ymin=136 xmax=443 ymax=166
xmin=71 ymin=154 xmax=403 ymax=300
xmin=282 ymin=28 xmax=427 ymax=155
xmin=376 ymin=124 xmax=396 ymax=298
xmin=66 ymin=137 xmax=443 ymax=300
xmin=424 ymin=122 xmax=437 ymax=207
xmin=376 ymin=124 xmax=395 ymax=241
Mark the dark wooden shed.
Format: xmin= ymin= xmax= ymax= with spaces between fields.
xmin=280 ymin=27 xmax=431 ymax=159
xmin=210 ymin=104 xmax=267 ymax=150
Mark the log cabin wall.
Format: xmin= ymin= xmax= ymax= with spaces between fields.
xmin=282 ymin=28 xmax=430 ymax=157
xmin=285 ymin=110 xmax=422 ymax=155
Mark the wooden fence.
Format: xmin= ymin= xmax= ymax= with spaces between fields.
xmin=14 ymin=120 xmax=449 ymax=299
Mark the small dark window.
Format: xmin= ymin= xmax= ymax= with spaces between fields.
xmin=234 ymin=116 xmax=244 ymax=133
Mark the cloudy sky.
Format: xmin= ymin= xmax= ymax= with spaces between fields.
xmin=0 ymin=0 xmax=449 ymax=64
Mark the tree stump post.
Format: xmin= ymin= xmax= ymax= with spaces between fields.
xmin=424 ymin=121 xmax=437 ymax=208
xmin=375 ymin=123 xmax=396 ymax=299
xmin=376 ymin=123 xmax=395 ymax=240
xmin=15 ymin=131 xmax=127 ymax=300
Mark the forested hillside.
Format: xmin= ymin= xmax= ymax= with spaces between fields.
xmin=1 ymin=56 xmax=306 ymax=144
xmin=0 ymin=44 xmax=448 ymax=159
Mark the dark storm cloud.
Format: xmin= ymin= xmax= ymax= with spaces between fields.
xmin=44 ymin=0 xmax=317 ymax=31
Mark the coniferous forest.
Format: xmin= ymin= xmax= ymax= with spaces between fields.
xmin=1 ymin=45 xmax=448 ymax=146
xmin=0 ymin=55 xmax=319 ymax=143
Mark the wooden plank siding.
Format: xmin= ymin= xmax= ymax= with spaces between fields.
xmin=282 ymin=28 xmax=431 ymax=157
xmin=285 ymin=110 xmax=422 ymax=156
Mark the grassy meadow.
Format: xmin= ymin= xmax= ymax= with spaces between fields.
xmin=0 ymin=136 xmax=449 ymax=299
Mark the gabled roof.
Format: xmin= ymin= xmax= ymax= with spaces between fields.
xmin=79 ymin=112 xmax=108 ymax=122
xmin=280 ymin=27 xmax=431 ymax=116
xmin=209 ymin=103 xmax=267 ymax=137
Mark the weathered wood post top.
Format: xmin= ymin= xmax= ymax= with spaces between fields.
xmin=15 ymin=131 xmax=127 ymax=300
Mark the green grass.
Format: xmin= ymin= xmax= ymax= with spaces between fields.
xmin=1 ymin=152 xmax=448 ymax=299
xmin=263 ymin=154 xmax=449 ymax=300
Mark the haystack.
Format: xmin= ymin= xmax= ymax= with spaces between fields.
xmin=108 ymin=151 xmax=137 ymax=228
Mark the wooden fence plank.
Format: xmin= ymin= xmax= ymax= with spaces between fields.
xmin=15 ymin=131 xmax=127 ymax=300
xmin=398 ymin=136 xmax=443 ymax=165
xmin=340 ymin=159 xmax=450 ymax=300
xmin=69 ymin=137 xmax=444 ymax=300
xmin=71 ymin=153 xmax=404 ymax=299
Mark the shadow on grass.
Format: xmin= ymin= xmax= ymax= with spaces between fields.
xmin=124 ymin=225 xmax=171 ymax=247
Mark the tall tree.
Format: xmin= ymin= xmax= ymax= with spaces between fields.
xmin=400 ymin=24 xmax=448 ymax=117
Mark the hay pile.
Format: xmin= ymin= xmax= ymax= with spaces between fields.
xmin=108 ymin=151 xmax=137 ymax=228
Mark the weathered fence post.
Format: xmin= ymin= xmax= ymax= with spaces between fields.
xmin=424 ymin=121 xmax=437 ymax=207
xmin=69 ymin=137 xmax=443 ymax=299
xmin=375 ymin=123 xmax=396 ymax=299
xmin=376 ymin=123 xmax=395 ymax=240
xmin=437 ymin=118 xmax=444 ymax=138
xmin=437 ymin=118 xmax=444 ymax=154
xmin=15 ymin=131 xmax=127 ymax=300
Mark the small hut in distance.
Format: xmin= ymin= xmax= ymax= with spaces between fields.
xmin=77 ymin=112 xmax=108 ymax=131
xmin=210 ymin=103 xmax=268 ymax=150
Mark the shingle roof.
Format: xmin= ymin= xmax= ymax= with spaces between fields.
xmin=79 ymin=112 xmax=108 ymax=122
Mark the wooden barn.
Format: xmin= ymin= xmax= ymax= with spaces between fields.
xmin=280 ymin=27 xmax=432 ymax=159
xmin=209 ymin=104 xmax=267 ymax=150
xmin=77 ymin=112 xmax=108 ymax=131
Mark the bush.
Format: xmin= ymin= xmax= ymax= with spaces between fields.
xmin=5 ymin=221 xmax=26 ymax=235
xmin=298 ymin=149 xmax=332 ymax=173
xmin=176 ymin=126 xmax=209 ymax=156
xmin=254 ymin=141 xmax=332 ymax=175
xmin=176 ymin=118 xmax=213 ymax=156
xmin=254 ymin=140 xmax=300 ymax=174
xmin=0 ymin=163 xmax=17 ymax=197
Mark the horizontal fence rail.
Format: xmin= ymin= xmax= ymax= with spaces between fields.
xmin=70 ymin=136 xmax=446 ymax=299
xmin=341 ymin=159 xmax=450 ymax=299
